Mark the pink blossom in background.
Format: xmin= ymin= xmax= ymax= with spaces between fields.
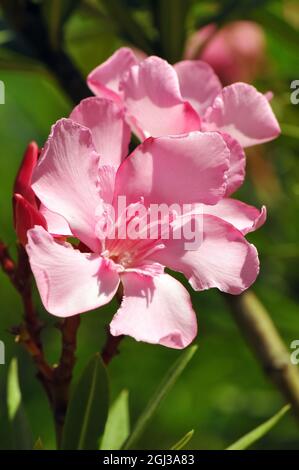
xmin=24 ymin=97 xmax=265 ymax=349
xmin=87 ymin=47 xmax=280 ymax=147
xmin=184 ymin=21 xmax=266 ymax=85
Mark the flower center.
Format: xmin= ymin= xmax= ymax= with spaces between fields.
xmin=97 ymin=198 xmax=176 ymax=272
xmin=109 ymin=250 xmax=134 ymax=268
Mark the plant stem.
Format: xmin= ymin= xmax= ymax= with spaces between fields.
xmin=0 ymin=239 xmax=81 ymax=447
xmin=52 ymin=315 xmax=81 ymax=447
xmin=101 ymin=328 xmax=124 ymax=366
xmin=1 ymin=241 xmax=52 ymax=394
xmin=224 ymin=290 xmax=299 ymax=422
xmin=101 ymin=289 xmax=124 ymax=365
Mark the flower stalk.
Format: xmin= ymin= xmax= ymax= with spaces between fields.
xmin=101 ymin=328 xmax=124 ymax=366
xmin=224 ymin=290 xmax=299 ymax=423
xmin=0 ymin=239 xmax=81 ymax=447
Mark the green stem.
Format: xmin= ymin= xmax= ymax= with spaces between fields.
xmin=224 ymin=290 xmax=299 ymax=423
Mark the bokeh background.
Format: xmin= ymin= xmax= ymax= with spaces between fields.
xmin=0 ymin=0 xmax=299 ymax=450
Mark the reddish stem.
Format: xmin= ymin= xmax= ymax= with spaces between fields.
xmin=0 ymin=238 xmax=80 ymax=447
xmin=102 ymin=328 xmax=124 ymax=365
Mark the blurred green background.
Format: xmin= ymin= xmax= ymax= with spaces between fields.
xmin=1 ymin=0 xmax=299 ymax=450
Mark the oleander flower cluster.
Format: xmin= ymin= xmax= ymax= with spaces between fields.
xmin=13 ymin=48 xmax=280 ymax=349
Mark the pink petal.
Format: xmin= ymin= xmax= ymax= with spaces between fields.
xmin=87 ymin=47 xmax=139 ymax=103
xmin=70 ymin=97 xmax=130 ymax=167
xmin=265 ymin=91 xmax=273 ymax=101
xmin=220 ymin=132 xmax=245 ymax=196
xmin=152 ymin=214 xmax=259 ymax=294
xmin=202 ymin=199 xmax=266 ymax=234
xmin=204 ymin=83 xmax=281 ymax=147
xmin=120 ymin=56 xmax=200 ymax=139
xmin=32 ymin=119 xmax=101 ymax=252
xmin=114 ymin=132 xmax=229 ymax=206
xmin=40 ymin=204 xmax=72 ymax=237
xmin=13 ymin=194 xmax=47 ymax=246
xmin=184 ymin=24 xmax=217 ymax=60
xmin=98 ymin=165 xmax=117 ymax=204
xmin=110 ymin=272 xmax=197 ymax=349
xmin=174 ymin=60 xmax=222 ymax=116
xmin=26 ymin=226 xmax=120 ymax=317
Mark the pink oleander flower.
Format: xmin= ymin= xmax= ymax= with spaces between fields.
xmin=24 ymin=98 xmax=265 ymax=349
xmin=184 ymin=22 xmax=266 ymax=85
xmin=87 ymin=47 xmax=280 ymax=148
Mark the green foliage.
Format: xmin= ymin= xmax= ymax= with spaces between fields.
xmin=227 ymin=405 xmax=290 ymax=450
xmin=61 ymin=354 xmax=109 ymax=450
xmin=100 ymin=389 xmax=130 ymax=450
xmin=123 ymin=345 xmax=198 ymax=449
xmin=42 ymin=0 xmax=81 ymax=50
xmin=100 ymin=0 xmax=154 ymax=54
xmin=7 ymin=359 xmax=34 ymax=450
xmin=33 ymin=437 xmax=44 ymax=450
xmin=153 ymin=0 xmax=190 ymax=63
xmin=171 ymin=430 xmax=194 ymax=450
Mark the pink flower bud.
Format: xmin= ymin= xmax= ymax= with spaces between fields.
xmin=13 ymin=193 xmax=47 ymax=246
xmin=13 ymin=142 xmax=47 ymax=246
xmin=14 ymin=141 xmax=39 ymax=206
xmin=185 ymin=21 xmax=266 ymax=85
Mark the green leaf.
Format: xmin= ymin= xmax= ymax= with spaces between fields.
xmin=171 ymin=430 xmax=194 ymax=450
xmin=33 ymin=437 xmax=44 ymax=450
xmin=100 ymin=0 xmax=154 ymax=55
xmin=281 ymin=123 xmax=299 ymax=140
xmin=251 ymin=9 xmax=299 ymax=51
xmin=100 ymin=389 xmax=130 ymax=450
xmin=7 ymin=358 xmax=34 ymax=450
xmin=154 ymin=0 xmax=190 ymax=63
xmin=123 ymin=345 xmax=198 ymax=449
xmin=61 ymin=353 xmax=109 ymax=450
xmin=43 ymin=0 xmax=81 ymax=50
xmin=7 ymin=359 xmax=21 ymax=421
xmin=226 ymin=404 xmax=290 ymax=450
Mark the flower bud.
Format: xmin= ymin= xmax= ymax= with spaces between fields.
xmin=14 ymin=141 xmax=39 ymax=206
xmin=13 ymin=193 xmax=47 ymax=246
xmin=13 ymin=142 xmax=46 ymax=245
xmin=185 ymin=21 xmax=266 ymax=85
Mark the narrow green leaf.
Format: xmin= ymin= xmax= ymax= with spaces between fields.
xmin=33 ymin=437 xmax=44 ymax=450
xmin=155 ymin=0 xmax=190 ymax=63
xmin=123 ymin=345 xmax=198 ymax=449
xmin=100 ymin=0 xmax=154 ymax=55
xmin=226 ymin=404 xmax=290 ymax=450
xmin=171 ymin=430 xmax=194 ymax=450
xmin=49 ymin=0 xmax=63 ymax=50
xmin=7 ymin=358 xmax=34 ymax=450
xmin=43 ymin=0 xmax=80 ymax=50
xmin=7 ymin=359 xmax=21 ymax=421
xmin=281 ymin=123 xmax=299 ymax=140
xmin=62 ymin=353 xmax=109 ymax=450
xmin=100 ymin=389 xmax=130 ymax=450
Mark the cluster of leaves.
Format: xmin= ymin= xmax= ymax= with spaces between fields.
xmin=6 ymin=349 xmax=290 ymax=450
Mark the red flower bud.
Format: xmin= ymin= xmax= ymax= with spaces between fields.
xmin=13 ymin=194 xmax=47 ymax=246
xmin=14 ymin=141 xmax=39 ymax=206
